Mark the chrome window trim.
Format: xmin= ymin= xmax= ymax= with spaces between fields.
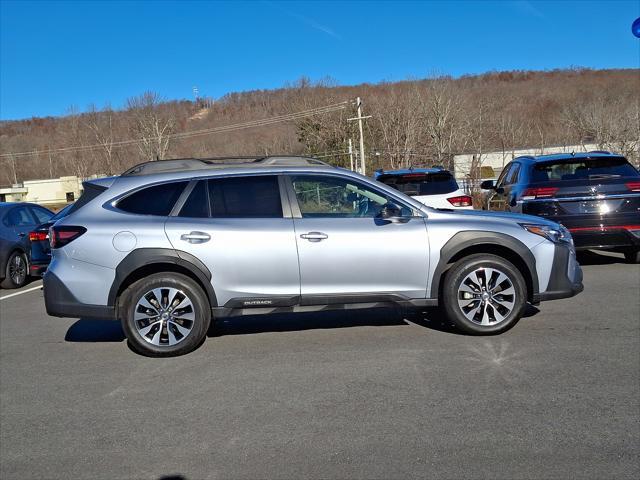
xmin=516 ymin=192 xmax=640 ymax=204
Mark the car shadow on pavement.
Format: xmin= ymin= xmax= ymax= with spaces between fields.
xmin=209 ymin=307 xmax=408 ymax=337
xmin=65 ymin=319 xmax=126 ymax=342
xmin=406 ymin=304 xmax=540 ymax=335
xmin=63 ymin=304 xmax=542 ymax=344
xmin=576 ymin=250 xmax=627 ymax=266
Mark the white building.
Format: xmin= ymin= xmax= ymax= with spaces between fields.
xmin=0 ymin=175 xmax=104 ymax=207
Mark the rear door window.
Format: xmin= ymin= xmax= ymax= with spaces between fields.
xmin=532 ymin=157 xmax=639 ymax=182
xmin=4 ymin=206 xmax=34 ymax=227
xmin=30 ymin=206 xmax=53 ymax=224
xmin=179 ymin=181 xmax=209 ymax=218
xmin=377 ymin=172 xmax=459 ymax=195
xmin=208 ymin=175 xmax=282 ymax=218
xmin=118 ymin=181 xmax=188 ymax=216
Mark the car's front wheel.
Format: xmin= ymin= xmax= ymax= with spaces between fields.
xmin=1 ymin=251 xmax=29 ymax=289
xmin=441 ymin=254 xmax=527 ymax=335
xmin=120 ymin=273 xmax=211 ymax=357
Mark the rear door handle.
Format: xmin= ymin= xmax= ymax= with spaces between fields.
xmin=180 ymin=231 xmax=211 ymax=244
xmin=300 ymin=231 xmax=328 ymax=242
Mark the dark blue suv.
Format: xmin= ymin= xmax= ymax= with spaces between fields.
xmin=481 ymin=151 xmax=640 ymax=263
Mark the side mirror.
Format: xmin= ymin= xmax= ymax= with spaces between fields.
xmin=378 ymin=202 xmax=408 ymax=223
xmin=480 ymin=180 xmax=496 ymax=190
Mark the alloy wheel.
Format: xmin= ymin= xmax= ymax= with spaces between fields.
xmin=134 ymin=288 xmax=196 ymax=347
xmin=457 ymin=267 xmax=516 ymax=326
xmin=9 ymin=254 xmax=26 ymax=286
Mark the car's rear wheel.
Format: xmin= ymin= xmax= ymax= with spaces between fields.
xmin=441 ymin=254 xmax=527 ymax=335
xmin=120 ymin=273 xmax=211 ymax=357
xmin=1 ymin=251 xmax=29 ymax=289
xmin=623 ymin=248 xmax=640 ymax=264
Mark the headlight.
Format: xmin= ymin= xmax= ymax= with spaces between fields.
xmin=520 ymin=223 xmax=573 ymax=245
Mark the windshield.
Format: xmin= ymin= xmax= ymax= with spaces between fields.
xmin=377 ymin=172 xmax=459 ymax=196
xmin=532 ymin=157 xmax=639 ymax=183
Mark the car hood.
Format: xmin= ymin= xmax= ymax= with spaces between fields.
xmin=425 ymin=207 xmax=561 ymax=228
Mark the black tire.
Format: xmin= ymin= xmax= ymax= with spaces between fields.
xmin=623 ymin=248 xmax=640 ymax=264
xmin=441 ymin=253 xmax=527 ymax=335
xmin=120 ymin=272 xmax=211 ymax=357
xmin=1 ymin=251 xmax=29 ymax=289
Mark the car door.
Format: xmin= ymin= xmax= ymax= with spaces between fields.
xmin=285 ymin=173 xmax=430 ymax=302
xmin=4 ymin=205 xmax=37 ymax=252
xmin=164 ymin=175 xmax=301 ymax=307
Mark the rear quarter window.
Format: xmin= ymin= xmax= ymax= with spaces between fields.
xmin=118 ymin=181 xmax=188 ymax=216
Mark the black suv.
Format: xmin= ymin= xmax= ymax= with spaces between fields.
xmin=482 ymin=152 xmax=640 ymax=263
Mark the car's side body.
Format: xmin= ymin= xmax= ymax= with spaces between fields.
xmin=43 ymin=161 xmax=582 ymax=324
xmin=483 ymin=152 xmax=640 ymax=255
xmin=0 ymin=202 xmax=53 ymax=287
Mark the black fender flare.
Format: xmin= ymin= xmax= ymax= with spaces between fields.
xmin=108 ymin=248 xmax=217 ymax=307
xmin=430 ymin=231 xmax=539 ymax=299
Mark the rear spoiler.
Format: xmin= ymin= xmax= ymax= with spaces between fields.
xmin=66 ymin=177 xmax=116 ymax=215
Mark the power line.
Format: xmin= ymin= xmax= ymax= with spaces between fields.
xmin=0 ymin=102 xmax=349 ymax=160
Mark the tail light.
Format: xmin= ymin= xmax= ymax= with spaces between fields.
xmin=50 ymin=226 xmax=86 ymax=249
xmin=522 ymin=187 xmax=559 ymax=200
xmin=626 ymin=181 xmax=640 ymax=192
xmin=447 ymin=195 xmax=473 ymax=207
xmin=29 ymin=231 xmax=48 ymax=242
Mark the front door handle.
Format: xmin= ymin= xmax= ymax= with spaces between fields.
xmin=180 ymin=231 xmax=211 ymax=244
xmin=300 ymin=231 xmax=328 ymax=242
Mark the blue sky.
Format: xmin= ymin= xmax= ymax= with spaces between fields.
xmin=1 ymin=0 xmax=638 ymax=120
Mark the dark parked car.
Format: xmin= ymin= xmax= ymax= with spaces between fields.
xmin=481 ymin=151 xmax=640 ymax=262
xmin=0 ymin=202 xmax=54 ymax=288
xmin=29 ymin=204 xmax=73 ymax=277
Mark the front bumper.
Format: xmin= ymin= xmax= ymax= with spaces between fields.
xmin=43 ymin=271 xmax=116 ymax=320
xmin=534 ymin=243 xmax=584 ymax=303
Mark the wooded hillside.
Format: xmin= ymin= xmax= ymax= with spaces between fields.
xmin=1 ymin=68 xmax=638 ymax=185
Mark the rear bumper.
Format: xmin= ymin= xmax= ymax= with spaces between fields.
xmin=29 ymin=262 xmax=49 ymax=278
xmin=43 ymin=271 xmax=116 ymax=320
xmin=569 ymin=228 xmax=640 ymax=250
xmin=534 ymin=243 xmax=584 ymax=303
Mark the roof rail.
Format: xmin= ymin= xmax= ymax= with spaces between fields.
xmin=587 ymin=150 xmax=612 ymax=155
xmin=121 ymin=156 xmax=330 ymax=176
xmin=513 ymin=155 xmax=536 ymax=161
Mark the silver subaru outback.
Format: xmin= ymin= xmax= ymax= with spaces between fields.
xmin=43 ymin=157 xmax=583 ymax=356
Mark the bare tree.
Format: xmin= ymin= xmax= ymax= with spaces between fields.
xmin=61 ymin=106 xmax=91 ymax=178
xmin=372 ymin=86 xmax=425 ymax=169
xmin=126 ymin=92 xmax=175 ymax=161
xmin=423 ymin=77 xmax=464 ymax=169
xmin=85 ymin=104 xmax=119 ymax=174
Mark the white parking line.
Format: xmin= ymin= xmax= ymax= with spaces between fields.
xmin=0 ymin=283 xmax=43 ymax=301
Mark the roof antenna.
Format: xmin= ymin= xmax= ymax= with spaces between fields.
xmin=571 ymin=151 xmax=575 ymax=156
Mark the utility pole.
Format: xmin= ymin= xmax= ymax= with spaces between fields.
xmin=348 ymin=138 xmax=354 ymax=171
xmin=347 ymin=97 xmax=371 ymax=175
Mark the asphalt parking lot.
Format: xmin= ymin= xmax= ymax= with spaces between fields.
xmin=0 ymin=251 xmax=638 ymax=480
